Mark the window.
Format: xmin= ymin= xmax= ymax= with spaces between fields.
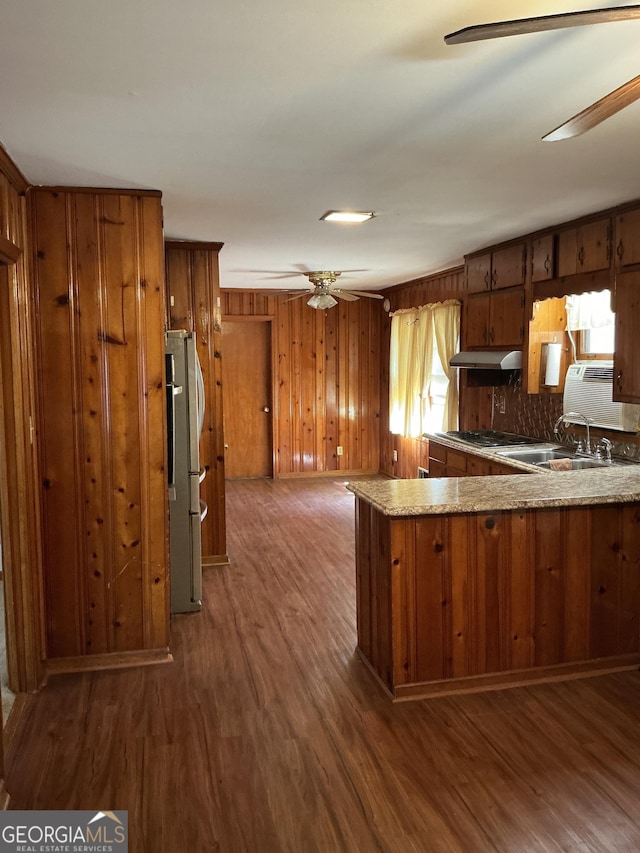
xmin=578 ymin=325 xmax=615 ymax=359
xmin=389 ymin=301 xmax=460 ymax=437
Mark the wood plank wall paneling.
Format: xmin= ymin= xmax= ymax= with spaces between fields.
xmin=31 ymin=188 xmax=169 ymax=660
xmin=165 ymin=241 xmax=227 ymax=564
xmin=0 ymin=161 xmax=45 ymax=695
xmin=358 ymin=502 xmax=640 ymax=695
xmin=222 ymin=291 xmax=381 ymax=476
xmin=379 ymin=268 xmax=466 ymax=478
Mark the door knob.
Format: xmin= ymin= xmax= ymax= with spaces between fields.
xmin=263 ymin=406 xmax=270 ymax=413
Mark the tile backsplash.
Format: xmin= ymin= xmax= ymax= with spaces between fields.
xmin=490 ymin=381 xmax=640 ymax=461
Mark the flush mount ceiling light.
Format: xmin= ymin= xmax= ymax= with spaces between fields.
xmin=320 ymin=210 xmax=375 ymax=224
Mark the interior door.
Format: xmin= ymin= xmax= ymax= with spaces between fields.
xmin=222 ymin=320 xmax=273 ymax=478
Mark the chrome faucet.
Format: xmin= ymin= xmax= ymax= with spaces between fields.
xmin=554 ymin=411 xmax=593 ymax=455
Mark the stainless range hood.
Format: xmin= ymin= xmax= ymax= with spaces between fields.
xmin=449 ymin=350 xmax=522 ymax=370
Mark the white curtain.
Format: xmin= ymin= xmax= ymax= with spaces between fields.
xmin=389 ymin=300 xmax=460 ymax=437
xmin=565 ymin=290 xmax=614 ymax=331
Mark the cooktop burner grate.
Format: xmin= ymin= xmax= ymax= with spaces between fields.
xmin=443 ymin=430 xmax=543 ymax=447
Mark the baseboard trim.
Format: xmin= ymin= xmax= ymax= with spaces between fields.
xmin=45 ymin=648 xmax=173 ymax=679
xmin=391 ymin=655 xmax=640 ymax=702
xmin=203 ymin=554 xmax=230 ymax=567
xmin=276 ymin=469 xmax=379 ymax=480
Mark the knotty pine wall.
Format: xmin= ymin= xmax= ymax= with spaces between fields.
xmin=222 ymin=291 xmax=381 ymax=475
xmin=0 ymin=145 xmax=45 ymax=693
xmin=165 ymin=241 xmax=227 ymax=564
xmin=379 ymin=267 xmax=466 ymax=478
xmin=30 ymin=188 xmax=169 ymax=661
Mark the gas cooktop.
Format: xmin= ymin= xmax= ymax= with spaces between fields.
xmin=439 ymin=430 xmax=544 ymax=448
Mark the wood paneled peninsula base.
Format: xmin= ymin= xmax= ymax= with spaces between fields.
xmin=348 ymin=470 xmax=640 ymax=701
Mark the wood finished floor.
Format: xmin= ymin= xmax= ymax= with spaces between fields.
xmin=7 ymin=476 xmax=640 ymax=852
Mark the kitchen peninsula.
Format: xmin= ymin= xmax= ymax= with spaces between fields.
xmin=349 ymin=463 xmax=640 ymax=701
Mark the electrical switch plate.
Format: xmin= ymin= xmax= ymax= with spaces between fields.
xmin=392 ymin=450 xmax=398 ymax=462
xmin=336 ymin=446 xmax=343 ymax=456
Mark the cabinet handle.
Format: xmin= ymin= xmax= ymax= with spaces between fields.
xmin=484 ymin=271 xmax=490 ymax=289
xmin=617 ymin=241 xmax=624 ymax=260
xmin=544 ymin=255 xmax=551 ymax=273
xmin=491 ymin=269 xmax=498 ymax=288
xmin=616 ymin=371 xmax=623 ymax=392
xmin=577 ymin=246 xmax=585 ymax=266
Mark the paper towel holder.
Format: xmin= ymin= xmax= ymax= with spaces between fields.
xmin=542 ymin=342 xmax=563 ymax=387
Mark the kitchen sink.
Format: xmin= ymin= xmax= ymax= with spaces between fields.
xmin=494 ymin=447 xmax=571 ymax=464
xmin=537 ymin=458 xmax=608 ymax=470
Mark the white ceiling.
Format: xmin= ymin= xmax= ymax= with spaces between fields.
xmin=1 ymin=1 xmax=639 ymax=292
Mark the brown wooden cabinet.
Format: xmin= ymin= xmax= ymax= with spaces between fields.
xmin=613 ymin=270 xmax=640 ymax=403
xmin=531 ymin=233 xmax=555 ymax=282
xmin=464 ymin=289 xmax=525 ymax=348
xmin=557 ymin=218 xmax=611 ymax=278
xmin=428 ymin=439 xmax=528 ymax=478
xmin=467 ymin=243 xmax=526 ymax=292
xmin=614 ymin=208 xmax=640 ymax=270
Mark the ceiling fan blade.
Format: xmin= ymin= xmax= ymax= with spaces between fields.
xmin=542 ymin=73 xmax=640 ymax=141
xmin=332 ymin=289 xmax=360 ymax=302
xmin=444 ymin=5 xmax=640 ymax=44
xmin=344 ymin=290 xmax=384 ymax=300
xmin=284 ymin=292 xmax=310 ymax=302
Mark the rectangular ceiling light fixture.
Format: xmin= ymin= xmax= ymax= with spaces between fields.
xmin=320 ymin=210 xmax=375 ymax=224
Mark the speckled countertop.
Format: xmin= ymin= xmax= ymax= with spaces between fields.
xmin=347 ymin=433 xmax=640 ymax=517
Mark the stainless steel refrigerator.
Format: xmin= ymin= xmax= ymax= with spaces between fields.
xmin=165 ymin=330 xmax=207 ymax=614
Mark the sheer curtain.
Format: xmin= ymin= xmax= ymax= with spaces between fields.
xmin=389 ymin=300 xmax=460 ymax=437
xmin=565 ymin=290 xmax=614 ymax=330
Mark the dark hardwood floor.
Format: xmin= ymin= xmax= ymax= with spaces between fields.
xmin=7 ymin=477 xmax=640 ymax=852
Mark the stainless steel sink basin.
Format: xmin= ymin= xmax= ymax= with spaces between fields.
xmin=537 ymin=458 xmax=608 ymax=470
xmin=494 ymin=447 xmax=570 ymax=464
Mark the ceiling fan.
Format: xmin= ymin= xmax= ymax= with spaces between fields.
xmin=283 ymin=271 xmax=384 ymax=310
xmin=444 ymin=5 xmax=640 ymax=141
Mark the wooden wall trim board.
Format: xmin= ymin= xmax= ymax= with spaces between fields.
xmin=0 ymin=187 xmax=46 ymax=697
xmin=40 ymin=186 xmax=162 ymax=198
xmin=45 ymin=647 xmax=173 ymax=677
xmin=31 ymin=187 xmax=169 ymax=660
xmin=0 ymin=234 xmax=22 ymax=265
xmin=165 ymin=241 xmax=228 ymax=563
xmin=0 ymin=142 xmax=28 ymax=194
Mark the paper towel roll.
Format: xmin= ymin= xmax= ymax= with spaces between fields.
xmin=544 ymin=342 xmax=562 ymax=387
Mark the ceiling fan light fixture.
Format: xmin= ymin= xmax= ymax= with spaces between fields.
xmin=320 ymin=210 xmax=375 ymax=224
xmin=307 ymin=292 xmax=338 ymax=310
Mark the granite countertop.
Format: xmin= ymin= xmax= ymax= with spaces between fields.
xmin=348 ymin=433 xmax=640 ymax=517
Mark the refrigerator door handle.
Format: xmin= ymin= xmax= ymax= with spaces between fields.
xmin=198 ymin=466 xmax=207 ymax=484
xmin=199 ymin=499 xmax=208 ymax=522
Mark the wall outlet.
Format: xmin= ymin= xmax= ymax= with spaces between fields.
xmin=336 ymin=445 xmax=343 ymax=456
xmin=392 ymin=449 xmax=398 ymax=462
xmin=494 ymin=391 xmax=506 ymax=415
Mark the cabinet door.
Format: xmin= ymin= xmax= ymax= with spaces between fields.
xmin=558 ymin=219 xmax=610 ymax=277
xmin=531 ymin=234 xmax=555 ymax=282
xmin=615 ymin=208 xmax=640 ymax=269
xmin=464 ymin=293 xmax=491 ymax=347
xmin=491 ymin=243 xmax=526 ymax=290
xmin=466 ymin=253 xmax=492 ymax=292
xmin=613 ymin=270 xmax=640 ymax=403
xmin=579 ymin=218 xmax=611 ymax=273
xmin=428 ymin=459 xmax=446 ymax=477
xmin=489 ymin=288 xmax=525 ymax=347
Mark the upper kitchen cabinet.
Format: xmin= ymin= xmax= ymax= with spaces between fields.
xmin=557 ymin=217 xmax=611 ymax=278
xmin=531 ymin=233 xmax=556 ymax=283
xmin=614 ymin=207 xmax=640 ymax=270
xmin=30 ymin=187 xmax=170 ymax=664
xmin=466 ymin=242 xmax=527 ymax=292
xmin=464 ymin=288 xmax=525 ymax=349
xmin=613 ymin=270 xmax=640 ymax=403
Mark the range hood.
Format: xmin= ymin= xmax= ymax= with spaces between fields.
xmin=449 ymin=350 xmax=523 ymax=370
